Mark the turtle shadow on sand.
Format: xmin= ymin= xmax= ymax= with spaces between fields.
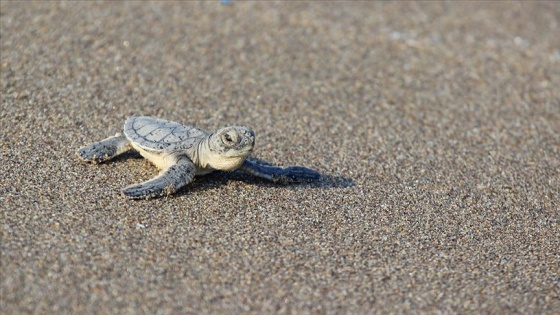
xmin=113 ymin=150 xmax=144 ymax=161
xmin=99 ymin=152 xmax=353 ymax=200
xmin=173 ymin=169 xmax=354 ymax=198
xmin=227 ymin=170 xmax=354 ymax=189
xmin=228 ymin=156 xmax=354 ymax=188
xmin=122 ymin=153 xmax=353 ymax=195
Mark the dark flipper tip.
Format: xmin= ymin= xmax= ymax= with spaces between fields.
xmin=282 ymin=166 xmax=321 ymax=183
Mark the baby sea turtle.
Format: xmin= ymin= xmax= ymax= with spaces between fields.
xmin=77 ymin=116 xmax=320 ymax=199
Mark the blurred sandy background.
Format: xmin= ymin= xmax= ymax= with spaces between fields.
xmin=1 ymin=2 xmax=558 ymax=314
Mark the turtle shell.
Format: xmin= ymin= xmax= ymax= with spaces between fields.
xmin=123 ymin=116 xmax=208 ymax=152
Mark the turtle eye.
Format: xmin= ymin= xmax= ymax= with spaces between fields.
xmin=221 ymin=132 xmax=236 ymax=146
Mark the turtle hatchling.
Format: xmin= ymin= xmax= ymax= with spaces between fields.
xmin=76 ymin=116 xmax=320 ymax=199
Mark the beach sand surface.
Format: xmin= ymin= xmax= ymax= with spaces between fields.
xmin=1 ymin=2 xmax=559 ymax=314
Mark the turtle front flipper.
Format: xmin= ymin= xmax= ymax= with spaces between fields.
xmin=240 ymin=158 xmax=321 ymax=184
xmin=122 ymin=156 xmax=196 ymax=199
xmin=77 ymin=133 xmax=132 ymax=164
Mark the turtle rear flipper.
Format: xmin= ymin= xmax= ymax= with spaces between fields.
xmin=240 ymin=159 xmax=321 ymax=184
xmin=77 ymin=133 xmax=132 ymax=164
xmin=122 ymin=156 xmax=196 ymax=199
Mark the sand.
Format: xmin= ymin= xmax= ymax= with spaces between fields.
xmin=1 ymin=2 xmax=559 ymax=314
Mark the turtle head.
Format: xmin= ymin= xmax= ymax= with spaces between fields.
xmin=206 ymin=126 xmax=255 ymax=171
